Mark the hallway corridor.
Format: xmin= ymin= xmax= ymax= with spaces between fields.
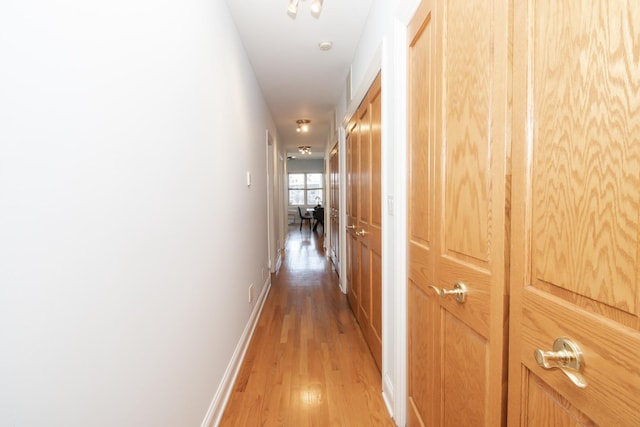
xmin=220 ymin=226 xmax=393 ymax=426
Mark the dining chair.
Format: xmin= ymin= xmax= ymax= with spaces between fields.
xmin=297 ymin=206 xmax=313 ymax=230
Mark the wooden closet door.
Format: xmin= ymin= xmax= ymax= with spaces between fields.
xmin=508 ymin=1 xmax=640 ymax=425
xmin=407 ymin=0 xmax=510 ymax=424
xmin=345 ymin=74 xmax=383 ymax=370
xmin=329 ymin=144 xmax=339 ymax=271
xmin=346 ymin=120 xmax=360 ymax=314
xmin=407 ymin=2 xmax=437 ymax=424
xmin=357 ymin=74 xmax=382 ymax=370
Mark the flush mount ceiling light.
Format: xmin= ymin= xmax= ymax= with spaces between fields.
xmin=310 ymin=0 xmax=323 ymax=17
xmin=287 ymin=0 xmax=299 ymax=18
xmin=298 ymin=146 xmax=312 ymax=155
xmin=287 ymin=0 xmax=323 ymax=19
xmin=318 ymin=41 xmax=333 ymax=51
xmin=296 ymin=119 xmax=310 ymax=133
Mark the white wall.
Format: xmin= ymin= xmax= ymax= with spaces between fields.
xmin=286 ymin=158 xmax=325 ymax=173
xmin=0 ymin=1 xmax=275 ymax=425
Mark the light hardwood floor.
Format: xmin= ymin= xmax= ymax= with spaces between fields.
xmin=220 ymin=225 xmax=394 ymax=426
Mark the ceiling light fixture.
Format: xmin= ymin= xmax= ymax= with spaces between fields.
xmin=287 ymin=0 xmax=299 ymax=18
xmin=298 ymin=146 xmax=312 ymax=155
xmin=296 ymin=119 xmax=310 ymax=133
xmin=318 ymin=41 xmax=333 ymax=51
xmin=310 ymin=0 xmax=323 ymax=18
xmin=287 ymin=0 xmax=323 ymax=19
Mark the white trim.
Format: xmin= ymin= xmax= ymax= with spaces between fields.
xmin=338 ymin=55 xmax=383 ymax=296
xmin=266 ymin=130 xmax=277 ymax=274
xmin=342 ymin=46 xmax=382 ymax=128
xmin=389 ymin=2 xmax=418 ymax=424
xmin=380 ymin=33 xmax=398 ymax=423
xmin=337 ymin=126 xmax=348 ymax=294
xmin=275 ymin=249 xmax=283 ymax=273
xmin=200 ymin=275 xmax=272 ymax=427
xmin=382 ymin=373 xmax=395 ymax=419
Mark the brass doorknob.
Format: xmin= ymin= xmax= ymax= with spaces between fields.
xmin=429 ymin=282 xmax=467 ymax=303
xmin=534 ymin=337 xmax=587 ymax=389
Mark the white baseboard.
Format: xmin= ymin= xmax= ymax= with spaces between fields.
xmin=382 ymin=373 xmax=395 ymax=423
xmin=200 ymin=276 xmax=272 ymax=427
xmin=339 ymin=278 xmax=347 ymax=294
xmin=274 ymin=250 xmax=282 ymax=273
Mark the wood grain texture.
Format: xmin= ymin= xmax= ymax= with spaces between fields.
xmin=442 ymin=0 xmax=491 ymax=263
xmin=220 ymin=227 xmax=392 ymax=426
xmin=360 ymin=242 xmax=372 ymax=327
xmin=408 ymin=0 xmax=510 ymax=425
xmin=532 ymin=0 xmax=640 ymax=315
xmin=520 ymin=289 xmax=640 ymax=426
xmin=346 ymin=74 xmax=383 ymax=371
xmin=329 ymin=144 xmax=340 ymax=269
xmin=526 ymin=374 xmax=596 ymax=426
xmin=359 ymin=107 xmax=371 ymax=225
xmin=347 ymin=231 xmax=359 ymax=316
xmin=371 ymin=86 xmax=383 ymax=229
xmin=407 ymin=8 xmax=436 ymax=424
xmin=509 ymin=1 xmax=640 ymax=425
xmin=443 ymin=312 xmax=488 ymax=427
xmin=408 ymin=4 xmax=434 ymax=250
xmin=408 ymin=281 xmax=439 ymax=427
xmin=346 ymin=121 xmax=359 ymax=315
xmin=436 ymin=0 xmax=510 ymax=425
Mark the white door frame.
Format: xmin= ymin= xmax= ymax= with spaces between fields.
xmin=265 ymin=130 xmax=276 ymax=273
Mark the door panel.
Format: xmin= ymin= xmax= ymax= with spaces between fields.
xmin=359 ymin=107 xmax=371 ymax=226
xmin=407 ymin=1 xmax=437 ymax=424
xmin=408 ymin=282 xmax=438 ymax=426
xmin=329 ymin=144 xmax=339 ymax=270
xmin=509 ymin=0 xmax=640 ymax=425
xmin=443 ymin=313 xmax=487 ymax=427
xmin=436 ymin=0 xmax=510 ymax=423
xmin=355 ymin=75 xmax=383 ymax=370
xmin=525 ymin=374 xmax=596 ymax=426
xmin=442 ymin=0 xmax=491 ymax=263
xmin=345 ymin=74 xmax=382 ymax=371
xmin=346 ymin=121 xmax=359 ymax=313
xmin=360 ymin=243 xmax=371 ymax=326
xmin=408 ymin=0 xmax=510 ymax=424
xmin=530 ymin=0 xmax=640 ymax=316
xmin=358 ymin=76 xmax=383 ymax=370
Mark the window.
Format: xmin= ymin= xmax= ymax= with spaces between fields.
xmin=288 ymin=173 xmax=323 ymax=206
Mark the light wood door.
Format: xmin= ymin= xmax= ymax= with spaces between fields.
xmin=345 ymin=74 xmax=383 ymax=371
xmin=346 ymin=119 xmax=359 ymax=315
xmin=329 ymin=143 xmax=340 ymax=271
xmin=356 ymin=74 xmax=383 ymax=370
xmin=407 ymin=2 xmax=437 ymax=424
xmin=407 ymin=0 xmax=510 ymax=424
xmin=508 ymin=1 xmax=640 ymax=425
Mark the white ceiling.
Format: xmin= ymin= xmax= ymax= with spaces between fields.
xmin=225 ymin=0 xmax=373 ymax=159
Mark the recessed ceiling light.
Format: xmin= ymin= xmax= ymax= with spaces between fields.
xmin=318 ymin=41 xmax=333 ymax=51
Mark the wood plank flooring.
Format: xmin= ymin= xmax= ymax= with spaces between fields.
xmin=220 ymin=225 xmax=394 ymax=426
